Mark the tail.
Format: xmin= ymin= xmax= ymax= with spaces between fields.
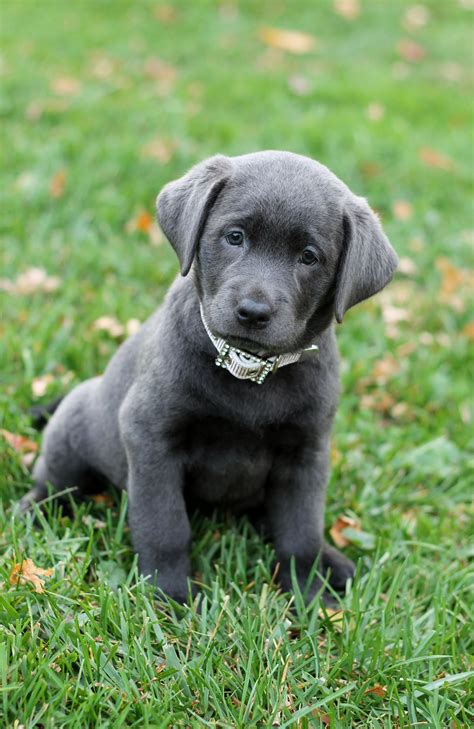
xmin=28 ymin=396 xmax=64 ymax=430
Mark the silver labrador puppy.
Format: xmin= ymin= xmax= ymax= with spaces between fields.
xmin=21 ymin=151 xmax=397 ymax=604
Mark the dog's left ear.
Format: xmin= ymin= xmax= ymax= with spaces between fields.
xmin=157 ymin=155 xmax=232 ymax=276
xmin=334 ymin=195 xmax=398 ymax=323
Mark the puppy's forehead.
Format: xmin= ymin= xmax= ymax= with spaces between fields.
xmin=212 ymin=151 xmax=345 ymax=237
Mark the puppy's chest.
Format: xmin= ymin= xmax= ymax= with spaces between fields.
xmin=179 ymin=415 xmax=303 ymax=506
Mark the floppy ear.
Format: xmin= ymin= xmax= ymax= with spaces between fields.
xmin=335 ymin=195 xmax=398 ymax=323
xmin=156 ymin=155 xmax=232 ymax=276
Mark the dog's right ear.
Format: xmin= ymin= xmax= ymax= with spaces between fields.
xmin=156 ymin=155 xmax=232 ymax=276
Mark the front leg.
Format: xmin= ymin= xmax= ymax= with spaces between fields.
xmin=123 ymin=430 xmax=193 ymax=604
xmin=266 ymin=442 xmax=354 ymax=603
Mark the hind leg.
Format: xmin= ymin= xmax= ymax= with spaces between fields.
xmin=18 ymin=389 xmax=96 ymax=513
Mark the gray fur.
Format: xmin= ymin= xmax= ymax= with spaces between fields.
xmin=21 ymin=151 xmax=397 ymax=604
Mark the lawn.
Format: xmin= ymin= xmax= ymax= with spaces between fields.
xmin=0 ymin=0 xmax=473 ymax=726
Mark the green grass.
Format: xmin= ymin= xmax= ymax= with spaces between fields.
xmin=1 ymin=0 xmax=473 ymax=726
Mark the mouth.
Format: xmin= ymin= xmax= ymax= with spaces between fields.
xmin=216 ymin=333 xmax=285 ymax=357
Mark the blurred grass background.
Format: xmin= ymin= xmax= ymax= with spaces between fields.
xmin=0 ymin=1 xmax=473 ymax=726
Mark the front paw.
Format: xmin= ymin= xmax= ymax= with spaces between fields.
xmin=321 ymin=543 xmax=355 ymax=592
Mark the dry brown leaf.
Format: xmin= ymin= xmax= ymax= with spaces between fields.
xmin=153 ymin=4 xmax=178 ymax=23
xmin=93 ymin=316 xmax=124 ymax=338
xmin=461 ymin=321 xmax=474 ymax=341
xmin=333 ymin=0 xmax=360 ymax=20
xmin=436 ymin=257 xmax=473 ymax=302
xmin=366 ymin=102 xmax=384 ymax=121
xmin=0 ymin=267 xmax=60 ymax=295
xmin=403 ymin=5 xmax=430 ymax=32
xmin=396 ymin=39 xmax=425 ymax=62
xmin=360 ymin=161 xmax=381 ymax=178
xmin=32 ymin=373 xmax=55 ymax=398
xmin=50 ymin=170 xmax=67 ymax=198
xmin=1 ymin=429 xmax=38 ymax=454
xmin=364 ymin=683 xmax=387 ymax=698
xmin=90 ymin=493 xmax=115 ymax=507
xmin=311 ymin=709 xmax=330 ymax=725
xmin=330 ymin=515 xmax=359 ymax=548
xmin=418 ymin=147 xmax=455 ymax=171
xmin=393 ymin=200 xmax=413 ymax=221
xmin=143 ymin=58 xmax=177 ymax=95
xmin=258 ymin=27 xmax=316 ymax=54
xmin=372 ymin=355 xmax=401 ymax=384
xmin=9 ymin=558 xmax=53 ymax=593
xmin=398 ymin=256 xmax=417 ymax=275
xmin=51 ymin=76 xmax=81 ymax=95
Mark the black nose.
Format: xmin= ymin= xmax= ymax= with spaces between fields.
xmin=236 ymin=298 xmax=271 ymax=329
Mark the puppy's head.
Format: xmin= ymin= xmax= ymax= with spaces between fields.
xmin=157 ymin=151 xmax=397 ymax=354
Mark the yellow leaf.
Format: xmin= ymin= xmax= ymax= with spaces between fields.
xmin=258 ymin=27 xmax=316 ymax=54
xmin=10 ymin=558 xmax=53 ymax=593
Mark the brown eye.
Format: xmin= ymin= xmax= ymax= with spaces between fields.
xmin=226 ymin=230 xmax=244 ymax=246
xmin=299 ymin=247 xmax=319 ymax=266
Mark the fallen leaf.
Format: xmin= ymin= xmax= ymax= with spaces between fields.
xmin=330 ymin=515 xmax=359 ymax=548
xmin=366 ymin=102 xmax=384 ymax=121
xmin=136 ymin=211 xmax=153 ymax=233
xmin=360 ymin=161 xmax=381 ymax=178
xmin=333 ymin=0 xmax=360 ymax=20
xmin=258 ymin=27 xmax=316 ymax=54
xmin=50 ymin=170 xmax=67 ymax=198
xmin=148 ymin=222 xmax=164 ymax=246
xmin=126 ymin=318 xmax=141 ymax=336
xmin=90 ymin=493 xmax=114 ymax=507
xmin=364 ymin=683 xmax=387 ymax=698
xmin=90 ymin=54 xmax=115 ymax=79
xmin=50 ymin=76 xmax=81 ymax=95
xmin=462 ymin=321 xmax=474 ymax=341
xmin=9 ymin=558 xmax=53 ymax=593
xmin=141 ymin=137 xmax=177 ymax=164
xmin=398 ymin=256 xmax=417 ymax=275
xmin=93 ymin=316 xmax=124 ymax=338
xmin=396 ymin=39 xmax=425 ymax=62
xmin=153 ymin=4 xmax=178 ymax=23
xmin=0 ymin=267 xmax=60 ymax=295
xmin=82 ymin=515 xmax=107 ymax=529
xmin=403 ymin=5 xmax=430 ymax=32
xmin=32 ymin=373 xmax=55 ymax=398
xmin=418 ymin=147 xmax=455 ymax=171
xmin=288 ymin=74 xmax=311 ymax=96
xmin=311 ymin=709 xmax=330 ymax=725
xmin=1 ymin=429 xmax=38 ymax=454
xmin=393 ymin=200 xmax=413 ymax=221
xmin=143 ymin=58 xmax=177 ymax=95
xmin=372 ymin=355 xmax=401 ymax=384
